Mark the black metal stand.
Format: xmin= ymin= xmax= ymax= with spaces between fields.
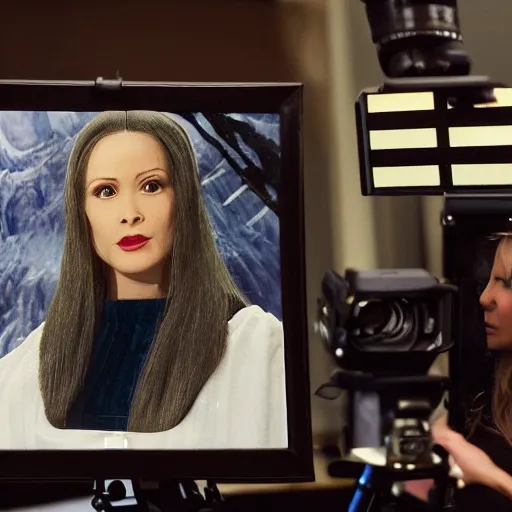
xmin=91 ymin=479 xmax=225 ymax=512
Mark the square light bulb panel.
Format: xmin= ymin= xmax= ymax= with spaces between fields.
xmin=356 ymin=87 xmax=512 ymax=195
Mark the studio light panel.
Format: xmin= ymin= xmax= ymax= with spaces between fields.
xmin=357 ymin=88 xmax=512 ymax=195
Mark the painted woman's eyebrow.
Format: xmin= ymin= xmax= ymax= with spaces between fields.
xmin=87 ymin=177 xmax=117 ymax=188
xmin=86 ymin=167 xmax=166 ymax=188
xmin=134 ymin=167 xmax=166 ymax=180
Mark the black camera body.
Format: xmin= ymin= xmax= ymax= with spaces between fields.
xmin=316 ymin=269 xmax=456 ymax=470
xmin=317 ymin=268 xmax=456 ymax=376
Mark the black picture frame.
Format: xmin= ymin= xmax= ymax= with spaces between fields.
xmin=0 ymin=80 xmax=314 ymax=484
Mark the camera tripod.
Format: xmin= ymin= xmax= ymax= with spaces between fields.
xmin=329 ymin=458 xmax=456 ymax=511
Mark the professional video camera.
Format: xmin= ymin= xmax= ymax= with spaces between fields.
xmin=314 ymin=270 xmax=457 ymax=511
xmin=315 ymin=0 xmax=511 ymax=510
xmin=316 ymin=269 xmax=456 ymax=469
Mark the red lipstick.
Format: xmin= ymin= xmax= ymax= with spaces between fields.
xmin=117 ymin=235 xmax=150 ymax=252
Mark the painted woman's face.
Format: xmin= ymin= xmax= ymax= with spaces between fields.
xmin=84 ymin=131 xmax=175 ymax=285
xmin=480 ymin=240 xmax=512 ymax=351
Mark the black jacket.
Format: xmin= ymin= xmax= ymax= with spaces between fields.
xmin=455 ymin=425 xmax=512 ymax=511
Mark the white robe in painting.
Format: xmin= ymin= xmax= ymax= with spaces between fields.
xmin=0 ymin=305 xmax=288 ymax=450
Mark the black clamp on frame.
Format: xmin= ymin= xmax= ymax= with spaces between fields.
xmin=95 ymin=76 xmax=123 ymax=91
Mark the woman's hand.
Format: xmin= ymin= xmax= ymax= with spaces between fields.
xmin=405 ymin=412 xmax=512 ymax=502
xmin=431 ymin=413 xmax=511 ymax=496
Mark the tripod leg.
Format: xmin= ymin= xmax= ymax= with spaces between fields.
xmin=349 ymin=465 xmax=379 ymax=512
xmin=427 ymin=477 xmax=456 ymax=511
xmin=131 ymin=480 xmax=152 ymax=511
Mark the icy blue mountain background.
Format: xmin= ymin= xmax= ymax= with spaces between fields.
xmin=0 ymin=111 xmax=281 ymax=358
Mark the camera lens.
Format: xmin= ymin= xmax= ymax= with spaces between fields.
xmin=352 ymin=300 xmax=396 ymax=335
xmin=362 ymin=0 xmax=471 ymax=77
xmin=349 ymin=299 xmax=415 ymax=348
xmin=348 ymin=297 xmax=440 ymax=352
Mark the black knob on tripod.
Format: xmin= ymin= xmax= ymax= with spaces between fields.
xmin=91 ymin=495 xmax=108 ymax=511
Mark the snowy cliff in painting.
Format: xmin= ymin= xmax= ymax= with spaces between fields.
xmin=0 ymin=111 xmax=281 ymax=357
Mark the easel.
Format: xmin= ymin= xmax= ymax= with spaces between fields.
xmin=91 ymin=479 xmax=225 ymax=512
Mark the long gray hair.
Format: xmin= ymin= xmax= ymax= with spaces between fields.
xmin=39 ymin=111 xmax=248 ymax=432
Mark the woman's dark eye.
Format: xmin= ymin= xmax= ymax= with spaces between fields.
xmin=496 ymin=277 xmax=512 ymax=289
xmin=94 ymin=185 xmax=116 ymax=198
xmin=143 ymin=181 xmax=161 ymax=193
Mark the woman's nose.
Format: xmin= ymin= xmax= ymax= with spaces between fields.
xmin=121 ymin=213 xmax=144 ymax=225
xmin=480 ymin=283 xmax=495 ymax=310
xmin=120 ymin=203 xmax=144 ymax=225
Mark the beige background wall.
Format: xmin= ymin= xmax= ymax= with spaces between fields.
xmin=2 ymin=0 xmax=511 ymax=442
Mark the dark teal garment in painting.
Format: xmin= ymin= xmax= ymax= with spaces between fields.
xmin=66 ymin=298 xmax=166 ymax=431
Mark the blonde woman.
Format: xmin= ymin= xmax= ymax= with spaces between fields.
xmin=408 ymin=233 xmax=512 ymax=509
xmin=0 ymin=111 xmax=287 ymax=450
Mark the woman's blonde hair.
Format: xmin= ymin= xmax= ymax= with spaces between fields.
xmin=468 ymin=233 xmax=512 ymax=444
xmin=39 ymin=111 xmax=248 ymax=432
